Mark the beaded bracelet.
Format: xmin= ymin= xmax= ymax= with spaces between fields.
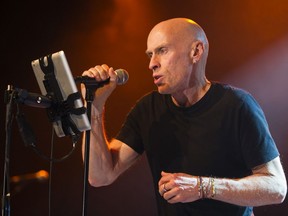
xmin=197 ymin=176 xmax=216 ymax=199
xmin=197 ymin=176 xmax=203 ymax=199
xmin=210 ymin=177 xmax=216 ymax=198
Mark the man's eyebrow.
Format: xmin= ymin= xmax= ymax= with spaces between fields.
xmin=145 ymin=44 xmax=169 ymax=56
xmin=145 ymin=50 xmax=151 ymax=55
xmin=145 ymin=50 xmax=153 ymax=57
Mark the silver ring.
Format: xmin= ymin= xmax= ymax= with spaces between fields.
xmin=163 ymin=184 xmax=168 ymax=192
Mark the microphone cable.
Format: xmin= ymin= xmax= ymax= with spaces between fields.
xmin=14 ymin=94 xmax=80 ymax=215
xmin=15 ymin=101 xmax=78 ymax=163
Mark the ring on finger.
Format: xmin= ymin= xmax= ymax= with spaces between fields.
xmin=163 ymin=184 xmax=168 ymax=192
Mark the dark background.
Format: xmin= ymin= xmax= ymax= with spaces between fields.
xmin=1 ymin=0 xmax=287 ymax=215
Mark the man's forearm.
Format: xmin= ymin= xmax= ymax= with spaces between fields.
xmin=82 ymin=112 xmax=115 ymax=187
xmin=212 ymin=175 xmax=286 ymax=206
xmin=211 ymin=158 xmax=287 ymax=206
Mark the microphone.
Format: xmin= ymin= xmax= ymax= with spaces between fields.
xmin=10 ymin=170 xmax=49 ymax=184
xmin=75 ymin=68 xmax=129 ymax=86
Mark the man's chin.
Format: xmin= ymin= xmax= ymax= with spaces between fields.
xmin=157 ymin=86 xmax=171 ymax=95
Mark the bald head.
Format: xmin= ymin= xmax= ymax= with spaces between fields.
xmin=148 ymin=18 xmax=209 ymax=54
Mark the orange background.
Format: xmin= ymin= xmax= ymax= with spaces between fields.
xmin=1 ymin=0 xmax=288 ymax=215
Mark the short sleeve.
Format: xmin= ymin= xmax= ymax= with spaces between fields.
xmin=239 ymin=93 xmax=279 ymax=168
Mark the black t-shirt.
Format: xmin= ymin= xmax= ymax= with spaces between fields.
xmin=116 ymin=82 xmax=279 ymax=216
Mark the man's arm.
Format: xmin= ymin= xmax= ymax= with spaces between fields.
xmin=159 ymin=157 xmax=287 ymax=206
xmin=214 ymin=156 xmax=287 ymax=206
xmin=82 ymin=110 xmax=139 ymax=187
xmin=81 ymin=64 xmax=140 ymax=187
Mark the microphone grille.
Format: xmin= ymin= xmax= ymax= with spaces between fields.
xmin=115 ymin=69 xmax=129 ymax=85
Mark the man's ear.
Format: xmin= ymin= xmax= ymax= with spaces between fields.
xmin=190 ymin=42 xmax=204 ymax=63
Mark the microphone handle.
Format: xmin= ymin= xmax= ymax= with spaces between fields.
xmin=74 ymin=76 xmax=110 ymax=87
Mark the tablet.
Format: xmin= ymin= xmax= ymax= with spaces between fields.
xmin=31 ymin=50 xmax=91 ymax=137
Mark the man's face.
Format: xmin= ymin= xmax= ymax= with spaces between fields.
xmin=146 ymin=27 xmax=194 ymax=95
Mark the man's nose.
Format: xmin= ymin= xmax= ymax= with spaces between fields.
xmin=149 ymin=55 xmax=160 ymax=71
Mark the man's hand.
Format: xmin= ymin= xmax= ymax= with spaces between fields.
xmin=158 ymin=171 xmax=199 ymax=203
xmin=81 ymin=64 xmax=117 ymax=114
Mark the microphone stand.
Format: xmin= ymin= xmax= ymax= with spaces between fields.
xmin=77 ymin=78 xmax=105 ymax=216
xmin=1 ymin=86 xmax=53 ymax=216
xmin=75 ymin=75 xmax=127 ymax=215
xmin=1 ymin=86 xmax=13 ymax=216
xmin=81 ymin=86 xmax=93 ymax=216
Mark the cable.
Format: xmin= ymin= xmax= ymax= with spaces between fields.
xmin=7 ymin=88 xmax=81 ymax=216
xmin=13 ymin=88 xmax=80 ymax=163
xmin=29 ymin=141 xmax=77 ymax=163
xmin=47 ymin=127 xmax=79 ymax=216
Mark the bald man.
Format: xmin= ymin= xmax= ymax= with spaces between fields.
xmin=81 ymin=18 xmax=287 ymax=216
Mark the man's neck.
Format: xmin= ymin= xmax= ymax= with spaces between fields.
xmin=171 ymin=79 xmax=211 ymax=107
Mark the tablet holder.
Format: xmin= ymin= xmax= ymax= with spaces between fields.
xmin=1 ymin=54 xmax=91 ymax=216
xmin=39 ymin=54 xmax=86 ymax=138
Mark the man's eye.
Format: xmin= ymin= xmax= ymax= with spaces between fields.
xmin=159 ymin=48 xmax=167 ymax=54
